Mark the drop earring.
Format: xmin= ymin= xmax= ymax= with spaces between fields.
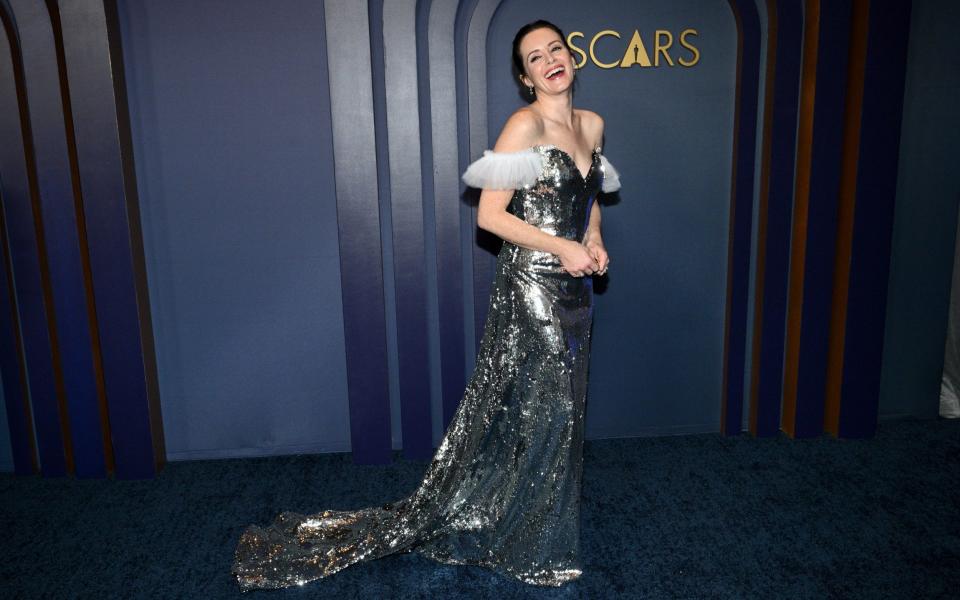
xmin=528 ymin=85 xmax=535 ymax=97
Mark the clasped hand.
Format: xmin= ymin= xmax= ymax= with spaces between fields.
xmin=560 ymin=239 xmax=609 ymax=277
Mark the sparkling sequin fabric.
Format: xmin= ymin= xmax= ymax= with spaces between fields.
xmin=233 ymin=145 xmax=613 ymax=590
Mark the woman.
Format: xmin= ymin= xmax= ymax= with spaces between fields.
xmin=233 ymin=19 xmax=619 ymax=590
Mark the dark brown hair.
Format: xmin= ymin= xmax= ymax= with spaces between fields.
xmin=511 ymin=20 xmax=568 ymax=78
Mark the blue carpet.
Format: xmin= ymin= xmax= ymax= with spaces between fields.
xmin=1 ymin=418 xmax=958 ymax=598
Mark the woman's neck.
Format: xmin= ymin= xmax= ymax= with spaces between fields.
xmin=533 ymin=93 xmax=575 ymax=128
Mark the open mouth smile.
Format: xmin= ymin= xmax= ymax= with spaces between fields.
xmin=545 ymin=66 xmax=565 ymax=80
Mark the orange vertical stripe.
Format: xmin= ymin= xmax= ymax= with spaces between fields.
xmin=824 ymin=0 xmax=870 ymax=436
xmin=782 ymin=0 xmax=821 ymax=438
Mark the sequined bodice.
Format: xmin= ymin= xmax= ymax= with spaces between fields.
xmin=507 ymin=145 xmax=600 ymax=240
xmin=499 ymin=145 xmax=600 ymax=274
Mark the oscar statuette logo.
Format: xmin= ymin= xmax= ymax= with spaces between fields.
xmin=567 ymin=29 xmax=700 ymax=69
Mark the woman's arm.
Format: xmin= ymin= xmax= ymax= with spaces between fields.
xmin=582 ymin=202 xmax=602 ymax=247
xmin=582 ymin=202 xmax=609 ymax=274
xmin=476 ymin=111 xmax=599 ymax=277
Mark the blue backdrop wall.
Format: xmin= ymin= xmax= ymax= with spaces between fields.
xmin=114 ymin=0 xmax=738 ymax=460
xmin=0 ymin=0 xmax=953 ymax=475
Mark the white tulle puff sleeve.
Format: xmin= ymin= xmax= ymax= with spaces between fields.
xmin=599 ymin=154 xmax=621 ymax=193
xmin=461 ymin=149 xmax=544 ymax=190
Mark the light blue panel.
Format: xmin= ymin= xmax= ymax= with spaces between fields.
xmin=488 ymin=0 xmax=738 ymax=438
xmin=879 ymin=0 xmax=960 ymax=419
xmin=116 ymin=0 xmax=350 ymax=459
xmin=0 ymin=370 xmax=12 ymax=472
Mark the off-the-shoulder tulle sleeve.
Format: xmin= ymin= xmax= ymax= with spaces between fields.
xmin=599 ymin=154 xmax=621 ymax=193
xmin=461 ymin=149 xmax=543 ymax=190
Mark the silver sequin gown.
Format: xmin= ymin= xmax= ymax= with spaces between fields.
xmin=233 ymin=145 xmax=619 ymax=590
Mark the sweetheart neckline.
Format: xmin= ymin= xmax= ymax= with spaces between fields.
xmin=535 ymin=144 xmax=598 ymax=182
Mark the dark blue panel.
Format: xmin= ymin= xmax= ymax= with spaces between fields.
xmin=0 ymin=20 xmax=35 ymax=475
xmin=49 ymin=16 xmax=114 ymax=478
xmin=0 ymin=192 xmax=35 ymax=475
xmin=454 ymin=0 xmax=480 ymax=364
xmin=722 ymin=0 xmax=761 ymax=435
xmin=427 ymin=0 xmax=467 ymax=430
xmin=367 ymin=0 xmax=403 ymax=455
xmin=794 ymin=0 xmax=853 ymax=438
xmin=57 ymin=0 xmax=164 ymax=478
xmin=754 ymin=0 xmax=803 ymax=437
xmin=325 ymin=0 xmax=392 ymax=465
xmin=839 ymin=0 xmax=913 ymax=438
xmin=416 ymin=0 xmax=446 ymax=446
xmin=382 ymin=0 xmax=434 ymax=459
xmin=0 ymin=5 xmax=66 ymax=476
xmin=877 ymin=0 xmax=960 ymax=419
xmin=15 ymin=0 xmax=107 ymax=478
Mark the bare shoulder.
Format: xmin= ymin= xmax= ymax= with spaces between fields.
xmin=576 ymin=108 xmax=605 ymax=147
xmin=492 ymin=107 xmax=544 ymax=152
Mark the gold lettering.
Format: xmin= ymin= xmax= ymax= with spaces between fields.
xmin=619 ymin=30 xmax=652 ymax=68
xmin=655 ymin=30 xmax=675 ymax=66
xmin=589 ymin=30 xmax=621 ymax=69
xmin=678 ymin=29 xmax=700 ymax=67
xmin=567 ymin=31 xmax=587 ymax=69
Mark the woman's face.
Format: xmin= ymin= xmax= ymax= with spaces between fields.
xmin=518 ymin=27 xmax=574 ymax=96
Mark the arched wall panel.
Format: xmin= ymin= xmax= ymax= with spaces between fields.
xmin=0 ymin=1 xmax=68 ymax=476
xmin=0 ymin=17 xmax=36 ymax=475
xmin=57 ymin=0 xmax=164 ymax=478
xmin=749 ymin=0 xmax=803 ymax=437
xmin=741 ymin=0 xmax=769 ymax=435
xmin=324 ymin=0 xmax=391 ymax=464
xmin=721 ymin=0 xmax=762 ymax=435
xmin=382 ymin=0 xmax=432 ymax=459
xmin=11 ymin=0 xmax=117 ymax=478
xmin=415 ymin=0 xmax=445 ymax=446
xmin=782 ymin=0 xmax=853 ymax=438
xmin=366 ymin=0 xmax=401 ymax=457
xmin=452 ymin=0 xmax=479 ymax=367
xmin=0 ymin=0 xmax=934 ymax=474
xmin=834 ymin=0 xmax=914 ymax=437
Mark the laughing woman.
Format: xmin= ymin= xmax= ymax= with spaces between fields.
xmin=233 ymin=19 xmax=620 ymax=590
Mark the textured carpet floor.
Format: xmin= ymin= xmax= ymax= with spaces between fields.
xmin=1 ymin=418 xmax=958 ymax=599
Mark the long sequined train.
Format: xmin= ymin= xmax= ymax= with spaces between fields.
xmin=233 ymin=144 xmax=620 ymax=590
